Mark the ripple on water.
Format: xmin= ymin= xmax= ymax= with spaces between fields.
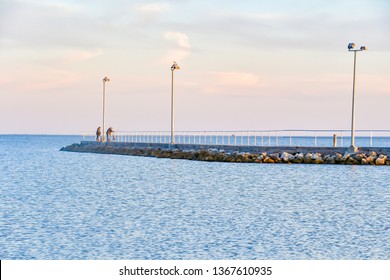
xmin=0 ymin=135 xmax=389 ymax=259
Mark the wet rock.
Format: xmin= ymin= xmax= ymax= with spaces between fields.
xmin=369 ymin=151 xmax=378 ymax=158
xmin=255 ymin=154 xmax=264 ymax=163
xmin=208 ymin=148 xmax=219 ymax=154
xmin=60 ymin=142 xmax=389 ymax=166
xmin=334 ymin=153 xmax=343 ymax=163
xmin=325 ymin=155 xmax=336 ymax=164
xmin=312 ymin=153 xmax=324 ymax=164
xmin=263 ymin=156 xmax=275 ymax=163
xmin=304 ymin=153 xmax=313 ymax=163
xmin=354 ymin=153 xmax=366 ymax=162
xmin=269 ymin=153 xmax=280 ymax=161
xmin=225 ymin=155 xmax=236 ymax=162
xmin=375 ymin=154 xmax=387 ymax=165
xmin=291 ymin=153 xmax=304 ymax=163
xmin=340 ymin=152 xmax=351 ymax=163
xmin=240 ymin=153 xmax=253 ymax=163
xmin=281 ymin=152 xmax=294 ymax=163
xmin=267 ymin=153 xmax=280 ymax=163
xmin=366 ymin=154 xmax=377 ymax=165
xmin=346 ymin=157 xmax=360 ymax=165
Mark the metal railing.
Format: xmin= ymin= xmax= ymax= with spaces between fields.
xmin=82 ymin=129 xmax=390 ymax=147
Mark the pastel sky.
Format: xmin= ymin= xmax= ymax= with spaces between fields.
xmin=1 ymin=0 xmax=389 ymax=134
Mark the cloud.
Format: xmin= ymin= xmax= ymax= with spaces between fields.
xmin=202 ymin=72 xmax=264 ymax=95
xmin=0 ymin=0 xmax=117 ymax=49
xmin=66 ymin=49 xmax=103 ymax=61
xmin=213 ymin=72 xmax=261 ymax=87
xmin=2 ymin=68 xmax=79 ymax=92
xmin=43 ymin=1 xmax=81 ymax=14
xmin=134 ymin=3 xmax=171 ymax=23
xmin=161 ymin=31 xmax=191 ymax=62
xmin=164 ymin=31 xmax=191 ymax=49
xmin=139 ymin=3 xmax=170 ymax=14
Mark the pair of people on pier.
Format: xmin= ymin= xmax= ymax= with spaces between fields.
xmin=96 ymin=127 xmax=115 ymax=142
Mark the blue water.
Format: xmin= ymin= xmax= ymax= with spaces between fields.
xmin=0 ymin=135 xmax=389 ymax=260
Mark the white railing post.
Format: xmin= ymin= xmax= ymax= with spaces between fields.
xmin=261 ymin=131 xmax=264 ymax=146
xmin=370 ymin=131 xmax=373 ymax=147
xmin=276 ymin=131 xmax=278 ymax=146
xmin=268 ymin=131 xmax=271 ymax=146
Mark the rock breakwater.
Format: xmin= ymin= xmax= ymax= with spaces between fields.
xmin=61 ymin=142 xmax=390 ymax=165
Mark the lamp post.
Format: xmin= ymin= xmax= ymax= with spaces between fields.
xmin=348 ymin=43 xmax=367 ymax=153
xmin=170 ymin=61 xmax=180 ymax=144
xmin=102 ymin=76 xmax=110 ymax=142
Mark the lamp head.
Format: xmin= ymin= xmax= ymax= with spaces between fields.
xmin=103 ymin=77 xmax=110 ymax=82
xmin=171 ymin=61 xmax=180 ymax=71
xmin=348 ymin=43 xmax=355 ymax=50
xmin=360 ymin=46 xmax=367 ymax=51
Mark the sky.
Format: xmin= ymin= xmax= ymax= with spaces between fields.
xmin=1 ymin=0 xmax=389 ymax=134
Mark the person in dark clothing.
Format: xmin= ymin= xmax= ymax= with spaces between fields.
xmin=96 ymin=127 xmax=102 ymax=141
xmin=106 ymin=127 xmax=115 ymax=142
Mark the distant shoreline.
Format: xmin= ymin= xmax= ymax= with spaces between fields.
xmin=61 ymin=141 xmax=390 ymax=166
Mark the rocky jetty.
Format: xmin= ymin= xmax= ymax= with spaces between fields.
xmin=61 ymin=142 xmax=390 ymax=166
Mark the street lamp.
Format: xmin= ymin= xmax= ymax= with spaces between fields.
xmin=348 ymin=43 xmax=367 ymax=153
xmin=170 ymin=61 xmax=180 ymax=144
xmin=102 ymin=76 xmax=110 ymax=142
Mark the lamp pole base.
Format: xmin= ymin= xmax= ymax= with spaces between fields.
xmin=347 ymin=145 xmax=358 ymax=154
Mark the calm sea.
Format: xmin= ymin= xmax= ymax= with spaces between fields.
xmin=0 ymin=135 xmax=389 ymax=260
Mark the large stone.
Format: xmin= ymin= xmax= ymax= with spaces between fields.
xmin=326 ymin=155 xmax=336 ymax=164
xmin=241 ymin=153 xmax=252 ymax=163
xmin=263 ymin=157 xmax=275 ymax=163
xmin=268 ymin=153 xmax=281 ymax=163
xmin=346 ymin=157 xmax=360 ymax=165
xmin=291 ymin=153 xmax=304 ymax=163
xmin=334 ymin=153 xmax=343 ymax=163
xmin=269 ymin=153 xmax=280 ymax=161
xmin=304 ymin=153 xmax=312 ymax=163
xmin=369 ymin=151 xmax=378 ymax=158
xmin=340 ymin=152 xmax=351 ymax=163
xmin=207 ymin=148 xmax=219 ymax=154
xmin=375 ymin=154 xmax=387 ymax=165
xmin=312 ymin=153 xmax=324 ymax=164
xmin=255 ymin=154 xmax=264 ymax=163
xmin=225 ymin=155 xmax=236 ymax=162
xmin=354 ymin=153 xmax=366 ymax=162
xmin=366 ymin=155 xmax=377 ymax=165
xmin=281 ymin=152 xmax=294 ymax=163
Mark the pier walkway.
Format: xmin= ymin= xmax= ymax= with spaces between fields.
xmin=60 ymin=129 xmax=390 ymax=165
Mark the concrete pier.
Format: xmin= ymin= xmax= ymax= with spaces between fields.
xmin=60 ymin=141 xmax=390 ymax=165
